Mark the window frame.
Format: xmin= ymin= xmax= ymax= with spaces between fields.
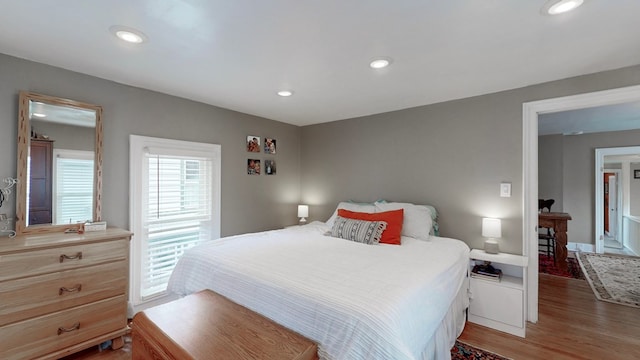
xmin=129 ymin=135 xmax=221 ymax=312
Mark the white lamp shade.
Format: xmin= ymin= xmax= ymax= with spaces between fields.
xmin=482 ymin=218 xmax=502 ymax=238
xmin=297 ymin=205 xmax=309 ymax=218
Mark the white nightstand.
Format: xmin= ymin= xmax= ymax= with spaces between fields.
xmin=468 ymin=249 xmax=528 ymax=337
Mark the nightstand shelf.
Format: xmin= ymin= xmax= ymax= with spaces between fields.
xmin=468 ymin=249 xmax=528 ymax=337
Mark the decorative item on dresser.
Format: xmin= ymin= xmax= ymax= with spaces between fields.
xmin=1 ymin=177 xmax=18 ymax=237
xmin=0 ymin=228 xmax=132 ymax=359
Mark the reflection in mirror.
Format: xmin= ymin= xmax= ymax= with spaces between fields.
xmin=16 ymin=92 xmax=102 ymax=235
xmin=28 ymin=101 xmax=96 ymax=225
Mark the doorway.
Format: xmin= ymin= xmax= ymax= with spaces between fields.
xmin=603 ymin=169 xmax=622 ymax=249
xmin=523 ymin=84 xmax=640 ymax=323
xmin=596 ymin=147 xmax=640 ymax=256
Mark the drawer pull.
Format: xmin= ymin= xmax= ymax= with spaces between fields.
xmin=59 ymin=284 xmax=82 ymax=295
xmin=57 ymin=322 xmax=81 ymax=335
xmin=59 ymin=252 xmax=83 ymax=263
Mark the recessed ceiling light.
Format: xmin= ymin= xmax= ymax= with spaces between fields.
xmin=32 ymin=113 xmax=46 ymax=118
xmin=542 ymin=0 xmax=584 ymax=15
xmin=370 ymin=58 xmax=392 ymax=69
xmin=109 ymin=25 xmax=148 ymax=44
xmin=277 ymin=90 xmax=293 ymax=97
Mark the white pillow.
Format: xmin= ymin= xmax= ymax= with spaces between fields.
xmin=374 ymin=202 xmax=433 ymax=241
xmin=326 ymin=201 xmax=376 ymax=228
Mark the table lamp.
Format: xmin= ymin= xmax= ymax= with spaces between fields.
xmin=482 ymin=217 xmax=501 ymax=254
xmin=297 ymin=205 xmax=309 ymax=224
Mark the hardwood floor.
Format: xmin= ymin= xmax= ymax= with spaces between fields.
xmin=459 ymin=274 xmax=640 ymax=359
xmin=66 ymin=274 xmax=640 ymax=359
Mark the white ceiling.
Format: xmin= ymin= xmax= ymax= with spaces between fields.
xmin=1 ymin=1 xmax=639 ymax=127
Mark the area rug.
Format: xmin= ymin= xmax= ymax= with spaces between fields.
xmin=539 ymin=253 xmax=584 ymax=279
xmin=576 ymin=252 xmax=640 ymax=308
xmin=451 ymin=341 xmax=511 ymax=360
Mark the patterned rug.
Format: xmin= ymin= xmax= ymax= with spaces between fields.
xmin=576 ymin=252 xmax=640 ymax=308
xmin=451 ymin=341 xmax=511 ymax=360
xmin=539 ymin=253 xmax=584 ymax=279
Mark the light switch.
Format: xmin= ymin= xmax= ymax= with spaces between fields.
xmin=500 ymin=182 xmax=511 ymax=197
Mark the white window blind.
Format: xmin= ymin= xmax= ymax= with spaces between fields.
xmin=130 ymin=135 xmax=221 ymax=309
xmin=53 ymin=149 xmax=94 ymax=224
xmin=141 ymin=153 xmax=212 ymax=298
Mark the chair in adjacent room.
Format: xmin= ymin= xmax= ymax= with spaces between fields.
xmin=538 ymin=198 xmax=556 ymax=262
xmin=538 ymin=227 xmax=556 ymax=262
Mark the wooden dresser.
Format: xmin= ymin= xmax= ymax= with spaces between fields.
xmin=0 ymin=228 xmax=131 ymax=360
xmin=132 ymin=290 xmax=318 ymax=360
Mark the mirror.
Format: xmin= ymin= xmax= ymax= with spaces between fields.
xmin=16 ymin=91 xmax=102 ymax=235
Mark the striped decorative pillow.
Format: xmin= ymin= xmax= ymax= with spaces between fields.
xmin=329 ymin=216 xmax=388 ymax=245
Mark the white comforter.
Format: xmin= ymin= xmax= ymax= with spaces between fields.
xmin=167 ymin=222 xmax=469 ymax=360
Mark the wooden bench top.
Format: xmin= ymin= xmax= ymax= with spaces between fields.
xmin=132 ymin=290 xmax=318 ymax=360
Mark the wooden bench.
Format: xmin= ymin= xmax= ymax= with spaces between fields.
xmin=132 ymin=290 xmax=318 ymax=360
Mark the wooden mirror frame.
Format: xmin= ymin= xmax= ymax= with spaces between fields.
xmin=15 ymin=91 xmax=103 ymax=235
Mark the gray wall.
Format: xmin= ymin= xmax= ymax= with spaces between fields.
xmin=31 ymin=120 xmax=95 ymax=151
xmin=539 ymin=130 xmax=640 ymax=246
xmin=0 ymin=53 xmax=302 ymax=236
xmin=631 ymin=163 xmax=640 ymax=216
xmin=3 ymin=52 xmax=640 ymax=253
xmin=301 ymin=65 xmax=640 ymax=254
xmin=538 ymin=134 xmax=564 ymax=211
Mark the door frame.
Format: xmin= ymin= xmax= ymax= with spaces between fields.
xmin=602 ymin=169 xmax=622 ymax=244
xmin=523 ymin=84 xmax=640 ymax=323
xmin=597 ymin=150 xmax=640 ymax=251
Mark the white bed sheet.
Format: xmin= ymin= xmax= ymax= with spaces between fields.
xmin=167 ymin=221 xmax=470 ymax=360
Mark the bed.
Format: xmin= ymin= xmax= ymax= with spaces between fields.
xmin=167 ymin=203 xmax=470 ymax=360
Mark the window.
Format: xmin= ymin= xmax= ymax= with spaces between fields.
xmin=53 ymin=149 xmax=94 ymax=224
xmin=130 ymin=135 xmax=221 ymax=310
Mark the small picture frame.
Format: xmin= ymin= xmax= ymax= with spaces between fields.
xmin=634 ymin=170 xmax=640 ymax=179
xmin=265 ymin=160 xmax=276 ymax=175
xmin=247 ymin=135 xmax=261 ymax=152
xmin=264 ymin=138 xmax=276 ymax=154
xmin=247 ymin=159 xmax=261 ymax=175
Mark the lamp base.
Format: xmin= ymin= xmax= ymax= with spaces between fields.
xmin=484 ymin=239 xmax=499 ymax=254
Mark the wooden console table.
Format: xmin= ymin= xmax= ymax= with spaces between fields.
xmin=538 ymin=212 xmax=572 ymax=272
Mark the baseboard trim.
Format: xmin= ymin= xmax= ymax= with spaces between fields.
xmin=567 ymin=242 xmax=595 ymax=253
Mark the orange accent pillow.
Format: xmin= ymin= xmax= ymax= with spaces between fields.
xmin=337 ymin=209 xmax=404 ymax=245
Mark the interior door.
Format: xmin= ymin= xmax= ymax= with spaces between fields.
xmin=608 ymin=174 xmax=617 ymax=238
xmin=604 ymin=172 xmax=614 ymax=234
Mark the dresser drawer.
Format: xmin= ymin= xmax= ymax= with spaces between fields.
xmin=0 ymin=238 xmax=128 ymax=282
xmin=0 ymin=261 xmax=127 ymax=326
xmin=0 ymin=295 xmax=127 ymax=360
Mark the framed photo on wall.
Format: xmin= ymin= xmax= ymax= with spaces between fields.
xmin=247 ymin=135 xmax=260 ymax=152
xmin=634 ymin=169 xmax=640 ymax=179
xmin=264 ymin=138 xmax=276 ymax=154
xmin=265 ymin=160 xmax=276 ymax=175
xmin=247 ymin=159 xmax=261 ymax=175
